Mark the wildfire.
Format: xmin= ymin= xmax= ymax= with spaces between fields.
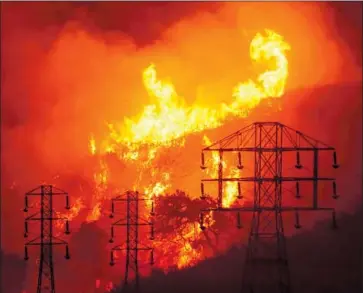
xmin=102 ymin=29 xmax=289 ymax=152
xmin=86 ymin=159 xmax=109 ymax=222
xmin=89 ymin=134 xmax=97 ymax=155
xmin=203 ymin=135 xmax=242 ymax=207
xmin=176 ymin=222 xmax=203 ymax=269
xmin=82 ymin=29 xmax=289 ymax=270
xmin=55 ymin=197 xmax=85 ymax=231
xmin=152 ymin=220 xmax=205 ymax=270
xmin=228 ymin=30 xmax=290 ymax=114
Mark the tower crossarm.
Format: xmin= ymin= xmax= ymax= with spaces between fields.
xmin=112 ymin=245 xmax=153 ymax=252
xmin=199 ymin=121 xmax=340 ymax=293
xmin=202 ymin=122 xmax=335 ymax=151
xmin=26 ymin=185 xmax=68 ymax=196
xmin=112 ymin=195 xmax=152 ymax=202
xmin=201 ymin=206 xmax=334 ymax=213
xmin=23 ymin=184 xmax=71 ymax=293
xmin=25 ymin=214 xmax=68 ymax=221
xmin=202 ymin=177 xmax=335 ymax=182
xmin=112 ymin=221 xmax=153 ymax=226
xmin=203 ymin=146 xmax=334 ymax=152
xmin=109 ymin=190 xmax=155 ymax=289
xmin=25 ymin=238 xmax=68 ymax=246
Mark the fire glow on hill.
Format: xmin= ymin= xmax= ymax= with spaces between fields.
xmin=55 ymin=29 xmax=291 ymax=271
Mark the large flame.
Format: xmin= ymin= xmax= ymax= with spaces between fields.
xmin=104 ymin=29 xmax=289 ymax=152
xmin=61 ymin=29 xmax=290 ymax=270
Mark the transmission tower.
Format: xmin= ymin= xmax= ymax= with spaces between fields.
xmin=199 ymin=122 xmax=340 ymax=293
xmin=23 ymin=185 xmax=71 ymax=293
xmin=109 ymin=191 xmax=155 ymax=292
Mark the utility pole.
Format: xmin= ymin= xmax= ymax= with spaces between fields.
xmin=109 ymin=191 xmax=155 ymax=292
xmin=199 ymin=122 xmax=340 ymax=293
xmin=24 ymin=185 xmax=71 ymax=293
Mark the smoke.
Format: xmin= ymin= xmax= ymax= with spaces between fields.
xmin=2 ymin=2 xmax=361 ymax=179
xmin=1 ymin=2 xmax=361 ymax=292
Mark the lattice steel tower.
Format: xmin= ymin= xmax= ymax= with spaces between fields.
xmin=109 ymin=191 xmax=155 ymax=292
xmin=199 ymin=122 xmax=340 ymax=293
xmin=23 ymin=185 xmax=71 ymax=293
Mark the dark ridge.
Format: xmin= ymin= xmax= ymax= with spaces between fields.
xmin=117 ymin=209 xmax=362 ymax=293
xmin=2 ymin=209 xmax=361 ymax=293
xmin=1 ymin=250 xmax=27 ymax=293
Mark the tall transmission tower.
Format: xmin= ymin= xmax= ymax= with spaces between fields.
xmin=23 ymin=185 xmax=71 ymax=293
xmin=109 ymin=191 xmax=155 ymax=292
xmin=199 ymin=122 xmax=340 ymax=293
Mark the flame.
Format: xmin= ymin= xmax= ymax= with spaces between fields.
xmin=203 ymin=135 xmax=223 ymax=179
xmin=203 ymin=135 xmax=241 ymax=207
xmin=227 ymin=30 xmax=290 ymax=115
xmin=86 ymin=202 xmax=102 ymax=222
xmin=144 ymin=172 xmax=171 ymax=202
xmin=85 ymin=147 xmax=110 ymax=222
xmin=102 ymin=29 xmax=289 ymax=154
xmin=152 ymin=220 xmax=204 ymax=271
xmin=55 ymin=197 xmax=84 ymax=231
xmin=89 ymin=134 xmax=97 ymax=155
xmin=85 ymin=29 xmax=289 ymax=270
xmin=93 ymin=159 xmax=109 ymax=189
xmin=154 ymin=211 xmax=215 ymax=270
xmin=176 ymin=222 xmax=203 ymax=269
xmin=224 ymin=168 xmax=241 ymax=207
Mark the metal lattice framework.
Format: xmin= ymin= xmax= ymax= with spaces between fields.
xmin=199 ymin=122 xmax=340 ymax=293
xmin=109 ymin=191 xmax=155 ymax=292
xmin=24 ymin=185 xmax=71 ymax=293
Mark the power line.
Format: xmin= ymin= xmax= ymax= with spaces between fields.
xmin=199 ymin=122 xmax=340 ymax=293
xmin=24 ymin=185 xmax=71 ymax=293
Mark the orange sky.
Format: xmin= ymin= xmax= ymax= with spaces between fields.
xmin=1 ymin=3 xmax=362 ymax=291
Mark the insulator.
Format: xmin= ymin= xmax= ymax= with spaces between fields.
xmin=24 ymin=246 xmax=29 ymax=261
xmin=199 ymin=213 xmax=206 ymax=231
xmin=65 ymin=220 xmax=70 ymax=235
xmin=65 ymin=245 xmax=70 ymax=260
xmin=237 ymin=152 xmax=244 ymax=169
xmin=332 ymin=181 xmax=339 ymax=199
xmin=294 ymin=211 xmax=302 ymax=229
xmin=237 ymin=182 xmax=243 ymax=199
xmin=332 ymin=151 xmax=340 ymax=169
xmin=65 ymin=195 xmax=70 ymax=210
xmin=150 ymin=250 xmax=154 ymax=265
xmin=110 ymin=251 xmax=115 ymax=266
xmin=200 ymin=152 xmax=207 ymax=170
xmin=236 ymin=212 xmax=242 ymax=229
xmin=331 ymin=210 xmax=338 ymax=229
xmin=150 ymin=224 xmax=154 ymax=240
xmin=109 ymin=201 xmax=114 ymax=218
xmin=295 ymin=182 xmax=301 ymax=199
xmin=109 ymin=226 xmax=114 ymax=243
xmin=24 ymin=196 xmax=28 ymax=213
xmin=150 ymin=201 xmax=155 ymax=216
xmin=295 ymin=152 xmax=302 ymax=169
xmin=24 ymin=222 xmax=28 ymax=238
xmin=200 ymin=183 xmax=206 ymax=200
